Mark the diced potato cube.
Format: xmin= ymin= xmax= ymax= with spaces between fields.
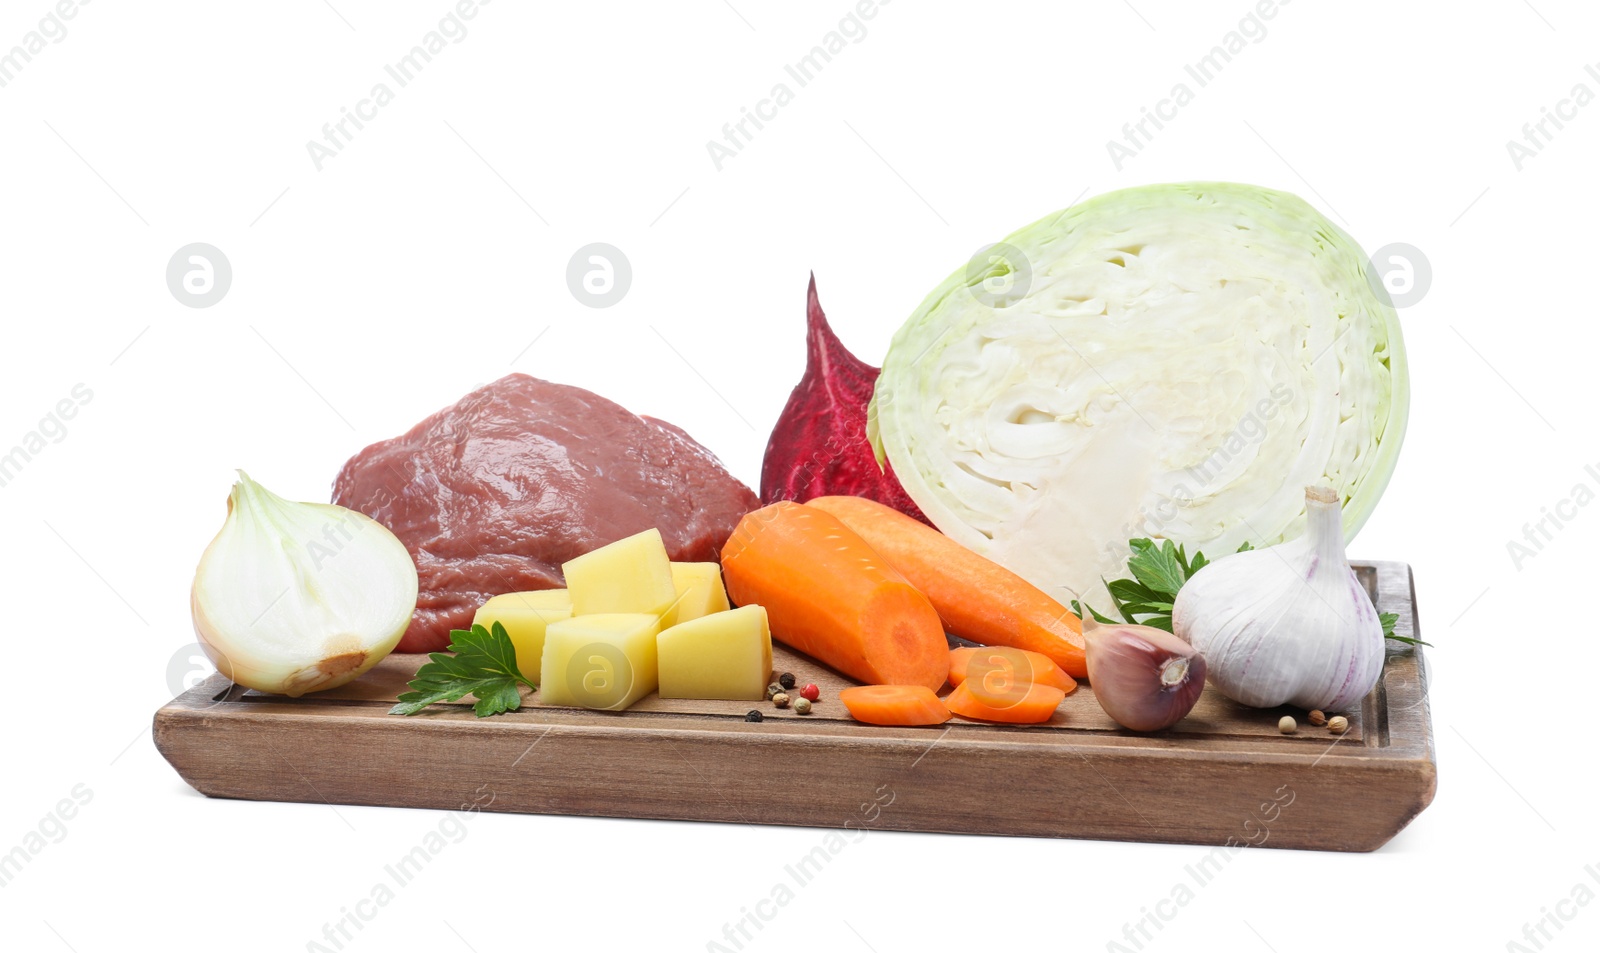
xmin=657 ymin=605 xmax=773 ymax=701
xmin=539 ymin=613 xmax=660 ymax=710
xmin=563 ymin=528 xmax=676 ymax=618
xmin=472 ymin=589 xmax=572 ymax=682
xmin=666 ymin=562 xmax=730 ymax=627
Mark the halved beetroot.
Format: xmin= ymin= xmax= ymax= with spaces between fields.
xmin=759 ymin=276 xmax=930 ymax=525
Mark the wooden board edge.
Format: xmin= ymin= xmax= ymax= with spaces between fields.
xmin=153 ymin=699 xmax=1438 ymax=852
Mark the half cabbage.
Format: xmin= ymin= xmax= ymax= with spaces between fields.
xmin=868 ymin=182 xmax=1408 ymax=606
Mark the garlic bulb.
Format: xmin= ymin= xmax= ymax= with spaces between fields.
xmin=191 ymin=471 xmax=418 ymax=696
xmin=1172 ymin=486 xmax=1384 ymax=711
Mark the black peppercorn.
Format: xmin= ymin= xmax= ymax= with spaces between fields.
xmin=745 ymin=710 xmax=763 ymax=722
xmin=779 ymin=672 xmax=796 ymax=690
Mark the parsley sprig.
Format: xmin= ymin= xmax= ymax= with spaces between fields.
xmin=390 ymin=621 xmax=537 ymax=717
xmin=1072 ymin=538 xmax=1427 ymax=647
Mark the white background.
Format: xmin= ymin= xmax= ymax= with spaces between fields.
xmin=1 ymin=0 xmax=1593 ymax=949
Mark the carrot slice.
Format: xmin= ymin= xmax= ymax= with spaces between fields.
xmin=807 ymin=495 xmax=1086 ymax=677
xmin=949 ymin=646 xmax=1077 ymax=694
xmin=944 ymin=680 xmax=1065 ymax=724
xmin=839 ymin=685 xmax=951 ymax=726
xmin=720 ymin=501 xmax=949 ymax=691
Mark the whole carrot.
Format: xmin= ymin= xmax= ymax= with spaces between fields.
xmin=720 ymin=501 xmax=949 ymax=691
xmin=807 ymin=495 xmax=1086 ymax=678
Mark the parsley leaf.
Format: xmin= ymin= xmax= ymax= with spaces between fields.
xmin=1081 ymin=539 xmax=1429 ymax=647
xmin=1126 ymin=539 xmax=1188 ymax=597
xmin=390 ymin=621 xmax=537 ymax=717
xmin=1380 ymin=611 xmax=1432 ymax=647
xmin=1085 ymin=538 xmax=1204 ymax=631
xmin=1070 ymin=599 xmax=1119 ymax=626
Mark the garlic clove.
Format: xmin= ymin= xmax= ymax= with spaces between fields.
xmin=191 ymin=471 xmax=418 ymax=697
xmin=1172 ymin=485 xmax=1385 ymax=711
xmin=1082 ymin=616 xmax=1207 ymax=732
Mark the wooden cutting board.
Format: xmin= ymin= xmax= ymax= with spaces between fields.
xmin=153 ymin=560 xmax=1434 ymax=851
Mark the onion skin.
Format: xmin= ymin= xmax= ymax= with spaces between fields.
xmin=1084 ymin=622 xmax=1206 ymax=732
